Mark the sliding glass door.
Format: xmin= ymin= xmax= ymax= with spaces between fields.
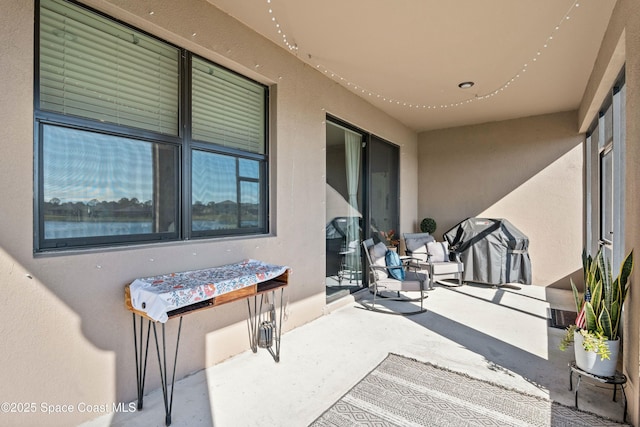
xmin=325 ymin=121 xmax=363 ymax=301
xmin=325 ymin=118 xmax=399 ymax=302
xmin=367 ymin=135 xmax=400 ymax=250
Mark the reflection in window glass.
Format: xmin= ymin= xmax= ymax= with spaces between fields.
xmin=239 ymin=158 xmax=259 ymax=179
xmin=240 ymin=180 xmax=260 ymax=227
xmin=192 ymin=150 xmax=237 ymax=231
xmin=42 ymin=125 xmax=177 ymax=239
xmin=191 ymin=150 xmax=263 ymax=232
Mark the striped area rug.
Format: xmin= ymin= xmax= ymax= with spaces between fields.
xmin=310 ymin=353 xmax=628 ymax=427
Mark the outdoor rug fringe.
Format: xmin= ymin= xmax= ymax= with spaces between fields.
xmin=310 ymin=353 xmax=629 ymax=427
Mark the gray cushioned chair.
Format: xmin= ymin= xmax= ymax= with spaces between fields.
xmin=403 ymin=232 xmax=464 ymax=289
xmin=361 ymin=238 xmax=427 ymax=315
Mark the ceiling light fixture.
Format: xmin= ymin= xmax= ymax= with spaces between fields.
xmin=458 ymin=82 xmax=474 ymax=89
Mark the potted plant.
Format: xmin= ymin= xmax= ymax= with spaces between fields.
xmin=380 ymin=229 xmax=400 ymax=250
xmin=560 ymin=247 xmax=633 ymax=377
xmin=420 ymin=218 xmax=437 ymax=234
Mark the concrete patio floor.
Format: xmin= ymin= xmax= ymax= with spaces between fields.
xmin=83 ymin=283 xmax=628 ymax=427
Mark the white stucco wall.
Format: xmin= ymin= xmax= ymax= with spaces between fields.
xmin=417 ymin=111 xmax=584 ymax=288
xmin=0 ymin=1 xmax=417 ymax=425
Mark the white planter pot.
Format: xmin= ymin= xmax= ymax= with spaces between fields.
xmin=574 ymin=330 xmax=620 ymax=377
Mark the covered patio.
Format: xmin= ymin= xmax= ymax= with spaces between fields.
xmin=2 ymin=0 xmax=640 ymax=426
xmin=84 ymin=284 xmax=627 ymax=426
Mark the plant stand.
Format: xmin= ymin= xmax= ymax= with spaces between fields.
xmin=568 ymin=361 xmax=627 ymax=423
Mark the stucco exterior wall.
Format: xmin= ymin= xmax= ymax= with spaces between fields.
xmin=417 ymin=111 xmax=584 ymax=288
xmin=625 ymin=6 xmax=640 ymax=423
xmin=580 ymin=0 xmax=640 ymax=423
xmin=0 ymin=0 xmax=417 ymax=425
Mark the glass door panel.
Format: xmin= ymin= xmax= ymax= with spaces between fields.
xmin=325 ymin=121 xmax=364 ymax=301
xmin=325 ymin=120 xmax=400 ymax=298
xmin=367 ymin=136 xmax=399 ymax=249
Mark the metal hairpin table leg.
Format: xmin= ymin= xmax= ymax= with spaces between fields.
xmin=152 ymin=317 xmax=183 ymax=426
xmin=247 ymin=293 xmax=262 ymax=354
xmin=268 ymin=288 xmax=284 ymax=362
xmin=132 ymin=314 xmax=151 ymax=410
xmin=247 ymin=288 xmax=284 ymax=362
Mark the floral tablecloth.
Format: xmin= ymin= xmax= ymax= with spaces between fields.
xmin=129 ymin=259 xmax=289 ymax=322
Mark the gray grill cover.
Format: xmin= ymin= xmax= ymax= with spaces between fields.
xmin=444 ymin=218 xmax=531 ymax=285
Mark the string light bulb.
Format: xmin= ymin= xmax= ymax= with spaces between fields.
xmin=267 ymin=0 xmax=298 ymax=52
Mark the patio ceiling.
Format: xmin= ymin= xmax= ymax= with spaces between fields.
xmin=207 ymin=0 xmax=616 ymax=132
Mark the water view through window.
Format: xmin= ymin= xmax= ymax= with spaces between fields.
xmin=42 ymin=125 xmax=262 ymax=240
xmin=42 ymin=125 xmax=178 ymax=238
xmin=36 ymin=0 xmax=268 ymax=250
xmin=191 ymin=151 xmax=262 ymax=232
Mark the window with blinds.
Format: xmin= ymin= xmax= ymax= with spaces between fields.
xmin=590 ymin=73 xmax=625 ymax=257
xmin=39 ymin=0 xmax=179 ymax=135
xmin=35 ymin=0 xmax=269 ymax=251
xmin=192 ymin=57 xmax=266 ymax=154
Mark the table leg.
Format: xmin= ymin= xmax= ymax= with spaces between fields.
xmin=132 ymin=314 xmax=152 ymax=410
xmin=247 ymin=288 xmax=284 ymax=362
xmin=429 ymin=264 xmax=435 ymax=290
xmin=152 ymin=317 xmax=183 ymax=426
xmin=247 ymin=296 xmax=261 ymax=353
xmin=271 ymin=288 xmax=284 ymax=362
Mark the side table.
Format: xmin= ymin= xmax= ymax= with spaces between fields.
xmin=568 ymin=361 xmax=627 ymax=423
xmin=338 ymin=248 xmax=360 ymax=285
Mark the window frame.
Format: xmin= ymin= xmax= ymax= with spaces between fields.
xmin=586 ymin=68 xmax=625 ymax=268
xmin=34 ymin=0 xmax=269 ymax=252
xmin=599 ymin=140 xmax=613 ymax=245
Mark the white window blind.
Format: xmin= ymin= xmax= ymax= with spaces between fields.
xmin=591 ymin=123 xmax=600 ymax=150
xmin=600 ymin=148 xmax=613 ymax=243
xmin=192 ymin=57 xmax=265 ymax=154
xmin=604 ymin=104 xmax=613 ymax=144
xmin=39 ymin=0 xmax=179 ymax=135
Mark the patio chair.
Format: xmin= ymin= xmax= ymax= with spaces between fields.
xmin=361 ymin=238 xmax=428 ymax=315
xmin=403 ymin=232 xmax=464 ymax=289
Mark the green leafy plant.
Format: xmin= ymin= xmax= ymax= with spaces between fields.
xmin=560 ymin=248 xmax=633 ymax=360
xmin=420 ymin=218 xmax=437 ymax=234
xmin=560 ymin=325 xmax=611 ymax=358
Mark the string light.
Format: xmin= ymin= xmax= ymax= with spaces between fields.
xmin=265 ymin=0 xmax=581 ymax=109
xmin=266 ymin=0 xmax=299 ymax=52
